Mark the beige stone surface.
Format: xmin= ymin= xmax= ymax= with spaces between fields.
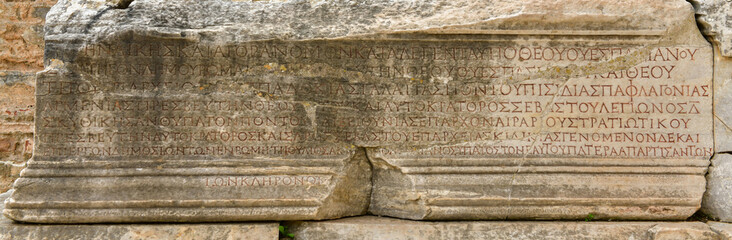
xmin=361 ymin=0 xmax=713 ymax=220
xmin=0 ymin=190 xmax=280 ymax=240
xmin=711 ymin=43 xmax=732 ymax=152
xmin=5 ymin=0 xmax=714 ymax=223
xmin=1 ymin=221 xmax=279 ymax=240
xmin=708 ymin=222 xmax=732 ymax=240
xmin=286 ymin=216 xmax=720 ymax=240
xmin=700 ymin=1 xmax=732 ymax=224
xmin=702 ymin=154 xmax=732 ymax=222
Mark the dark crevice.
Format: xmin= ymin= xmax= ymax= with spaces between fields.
xmin=687 ymin=0 xmax=701 ymax=10
xmin=111 ymin=0 xmax=135 ymax=9
xmin=687 ymin=210 xmax=713 ymax=222
xmin=83 ymin=8 xmax=111 ymax=33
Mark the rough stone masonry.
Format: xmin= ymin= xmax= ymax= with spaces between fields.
xmin=0 ymin=0 xmax=726 ymax=226
xmin=0 ymin=0 xmax=55 ymax=194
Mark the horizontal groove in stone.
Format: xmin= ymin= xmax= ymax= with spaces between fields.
xmin=401 ymin=166 xmax=706 ymax=174
xmin=427 ymin=197 xmax=699 ymax=206
xmin=6 ymin=198 xmax=321 ymax=209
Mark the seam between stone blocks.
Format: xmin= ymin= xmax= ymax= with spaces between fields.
xmin=687 ymin=0 xmax=720 ymax=220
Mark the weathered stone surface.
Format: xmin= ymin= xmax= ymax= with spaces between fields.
xmin=0 ymin=0 xmax=55 ymax=71
xmin=362 ymin=1 xmax=712 ymax=220
xmin=0 ymin=190 xmax=280 ymax=240
xmin=691 ymin=0 xmax=732 ymax=57
xmin=286 ymin=216 xmax=720 ymax=240
xmin=0 ymin=219 xmax=280 ymax=240
xmin=702 ymin=4 xmax=732 ymax=224
xmin=0 ymin=72 xmax=35 ymax=193
xmin=5 ymin=0 xmax=713 ymax=223
xmin=0 ymin=162 xmax=24 ymax=193
xmin=712 ymin=42 xmax=732 ymax=152
xmin=0 ymin=0 xmax=52 ymax=192
xmin=708 ymin=222 xmax=732 ymax=240
xmin=702 ymin=154 xmax=732 ymax=222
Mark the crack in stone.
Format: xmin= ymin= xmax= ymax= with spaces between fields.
xmin=714 ymin=114 xmax=732 ymax=132
xmin=361 ymin=147 xmax=377 ymax=215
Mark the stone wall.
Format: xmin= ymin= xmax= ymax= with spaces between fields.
xmin=0 ymin=1 xmax=732 ymax=239
xmin=0 ymin=0 xmax=56 ymax=192
xmin=1 ymin=0 xmax=732 ymax=225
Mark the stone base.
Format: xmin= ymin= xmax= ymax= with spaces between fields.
xmin=1 ymin=221 xmax=278 ymax=240
xmin=3 ymin=190 xmax=729 ymax=240
xmin=285 ymin=216 xmax=721 ymax=240
xmin=5 ymin=148 xmax=372 ymax=223
xmin=0 ymin=191 xmax=279 ymax=240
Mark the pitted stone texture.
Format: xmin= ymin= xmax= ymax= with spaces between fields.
xmin=691 ymin=0 xmax=732 ymax=57
xmin=0 ymin=163 xmax=24 ymax=193
xmin=44 ymin=0 xmax=694 ymax=44
xmin=0 ymin=72 xmax=35 ymax=192
xmin=0 ymin=222 xmax=279 ymax=240
xmin=286 ymin=216 xmax=720 ymax=240
xmin=5 ymin=147 xmax=372 ymax=223
xmin=0 ymin=0 xmax=51 ymax=191
xmin=0 ymin=72 xmax=35 ymax=138
xmin=0 ymin=0 xmax=56 ymax=71
xmin=709 ymin=222 xmax=732 ymax=240
xmin=702 ymin=154 xmax=732 ymax=222
xmin=0 ymin=72 xmax=35 ymax=134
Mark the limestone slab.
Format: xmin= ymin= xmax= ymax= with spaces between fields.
xmin=285 ymin=216 xmax=720 ymax=240
xmin=702 ymin=154 xmax=732 ymax=222
xmin=361 ymin=1 xmax=713 ymax=220
xmin=1 ymin=220 xmax=279 ymax=240
xmin=4 ymin=0 xmax=714 ymax=222
xmin=708 ymin=222 xmax=732 ymax=240
xmin=0 ymin=190 xmax=280 ymax=240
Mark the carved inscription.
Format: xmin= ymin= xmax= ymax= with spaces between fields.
xmin=204 ymin=175 xmax=331 ymax=188
xmin=35 ymin=38 xmax=713 ymax=162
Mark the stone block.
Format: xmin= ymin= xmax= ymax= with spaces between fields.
xmin=4 ymin=0 xmax=714 ymax=223
xmin=1 ymin=219 xmax=280 ymax=240
xmin=285 ymin=216 xmax=720 ymax=240
xmin=702 ymin=154 xmax=732 ymax=222
xmin=0 ymin=190 xmax=280 ymax=240
xmin=708 ymin=222 xmax=732 ymax=240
